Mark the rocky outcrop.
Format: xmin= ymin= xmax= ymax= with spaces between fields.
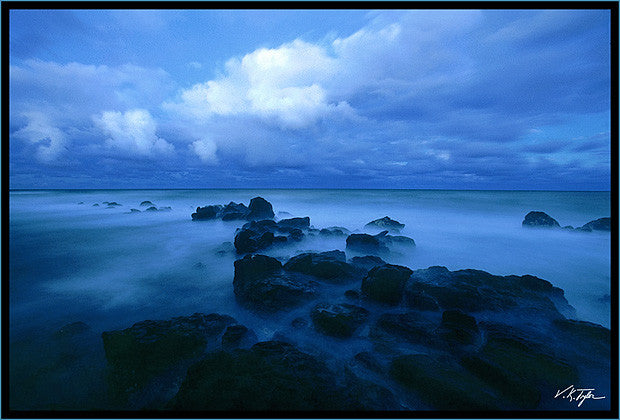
xmin=311 ymin=303 xmax=369 ymax=338
xmin=140 ymin=201 xmax=155 ymax=207
xmin=191 ymin=197 xmax=274 ymax=221
xmin=580 ymin=217 xmax=611 ymax=232
xmin=283 ymin=250 xmax=361 ymax=283
xmin=346 ymin=231 xmax=415 ymax=255
xmin=522 ymin=211 xmax=560 ymax=228
xmin=361 ymin=264 xmax=413 ymax=305
xmin=233 ymin=254 xmax=317 ymax=312
xmin=233 ymin=218 xmax=311 ymax=254
xmin=365 ymin=216 xmax=405 ymax=232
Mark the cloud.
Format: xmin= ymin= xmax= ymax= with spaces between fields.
xmin=12 ymin=111 xmax=67 ymax=162
xmin=94 ymin=109 xmax=174 ymax=156
xmin=190 ymin=139 xmax=218 ymax=164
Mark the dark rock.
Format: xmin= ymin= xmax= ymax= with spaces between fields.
xmin=145 ymin=206 xmax=158 ymax=212
xmin=233 ymin=254 xmax=317 ymax=312
xmin=219 ymin=201 xmax=249 ymax=220
xmin=283 ymin=250 xmax=360 ymax=283
xmin=365 ymin=216 xmax=405 ymax=232
xmin=341 ymin=368 xmax=401 ymax=410
xmin=344 ymin=289 xmax=360 ymax=300
xmin=246 ymin=196 xmax=274 ymax=220
xmin=436 ymin=310 xmax=479 ymax=345
xmin=234 ymin=219 xmax=309 ymax=254
xmin=277 ymin=217 xmax=310 ymax=229
xmin=404 ymin=266 xmax=573 ymax=320
xmin=405 ymin=289 xmax=440 ymax=311
xmin=291 ymin=317 xmax=308 ymax=329
xmin=129 ymin=208 xmax=141 ymax=213
xmin=371 ymin=312 xmax=438 ymax=349
xmin=349 ymin=255 xmax=386 ymax=271
xmin=352 ymin=351 xmax=384 ymax=374
xmin=346 ymin=233 xmax=389 ymax=255
xmin=102 ymin=201 xmax=109 ymax=205
xmin=168 ymin=341 xmax=361 ymax=410
xmin=140 ymin=201 xmax=155 ymax=207
xmin=191 ymin=205 xmax=222 ymax=220
xmin=361 ymin=264 xmax=412 ymax=305
xmin=390 ymin=354 xmax=499 ymax=410
xmin=346 ymin=231 xmax=415 ymax=255
xmin=54 ymin=321 xmax=90 ymax=339
xmin=107 ymin=202 xmax=121 ymax=207
xmin=319 ymin=226 xmax=350 ymax=237
xmin=522 ymin=211 xmax=560 ymax=228
xmin=102 ymin=313 xmax=236 ymax=393
xmin=552 ymin=319 xmax=610 ymax=356
xmin=92 ymin=203 xmax=99 ymax=207
xmin=581 ymin=217 xmax=611 ymax=231
xmin=311 ymin=303 xmax=369 ymax=338
xmin=221 ymin=325 xmax=258 ymax=350
xmin=78 ymin=202 xmax=84 ymax=205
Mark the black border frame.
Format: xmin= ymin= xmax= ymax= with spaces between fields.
xmin=1 ymin=2 xmax=618 ymax=419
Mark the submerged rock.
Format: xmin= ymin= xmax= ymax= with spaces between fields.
xmin=361 ymin=264 xmax=413 ymax=305
xmin=283 ymin=250 xmax=361 ymax=283
xmin=233 ymin=218 xmax=309 ymax=254
xmin=277 ymin=216 xmax=310 ymax=229
xmin=106 ymin=202 xmax=122 ymax=207
xmin=129 ymin=208 xmax=141 ymax=213
xmin=145 ymin=206 xmax=158 ymax=212
xmin=140 ymin=201 xmax=155 ymax=207
xmin=191 ymin=205 xmax=222 ymax=220
xmin=522 ymin=211 xmax=560 ymax=228
xmin=365 ymin=216 xmax=405 ymax=232
xmin=311 ymin=303 xmax=369 ymax=338
xmin=318 ymin=226 xmax=350 ymax=237
xmin=233 ymin=254 xmax=317 ymax=312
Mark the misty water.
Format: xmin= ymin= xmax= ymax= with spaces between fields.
xmin=8 ymin=189 xmax=611 ymax=409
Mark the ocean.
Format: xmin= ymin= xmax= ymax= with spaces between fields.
xmin=7 ymin=188 xmax=612 ymax=409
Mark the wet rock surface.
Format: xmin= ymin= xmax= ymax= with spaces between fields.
xmin=283 ymin=250 xmax=361 ymax=283
xmin=522 ymin=211 xmax=560 ymax=228
xmin=191 ymin=196 xmax=274 ymax=221
xmin=346 ymin=230 xmax=415 ymax=255
xmin=365 ymin=216 xmax=405 ymax=232
xmin=311 ymin=303 xmax=369 ymax=338
xmin=361 ymin=264 xmax=413 ymax=305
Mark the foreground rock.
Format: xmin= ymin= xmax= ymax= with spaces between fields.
xmin=284 ymin=250 xmax=361 ymax=283
xmin=365 ymin=216 xmax=405 ymax=232
xmin=361 ymin=264 xmax=413 ymax=305
xmin=168 ymin=341 xmax=398 ymax=410
xmin=311 ymin=303 xmax=369 ymax=338
xmin=233 ymin=254 xmax=317 ymax=311
xmin=522 ymin=211 xmax=560 ymax=228
xmin=102 ymin=313 xmax=236 ymax=397
xmin=346 ymin=230 xmax=415 ymax=255
xmin=191 ymin=196 xmax=274 ymax=221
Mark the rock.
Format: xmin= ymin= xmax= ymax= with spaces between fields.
xmin=365 ymin=216 xmax=405 ymax=232
xmin=78 ymin=202 xmax=84 ymax=205
xmin=404 ymin=289 xmax=440 ymax=311
xmin=352 ymin=351 xmax=384 ymax=374
xmin=234 ymin=219 xmax=308 ymax=254
xmin=246 ymin=196 xmax=274 ymax=220
xmin=221 ymin=325 xmax=258 ymax=350
xmin=291 ymin=317 xmax=308 ymax=329
xmin=168 ymin=341 xmax=360 ymax=410
xmin=140 ymin=201 xmax=155 ymax=207
xmin=552 ymin=319 xmax=610 ymax=357
xmin=277 ymin=217 xmax=310 ymax=229
xmin=349 ymin=255 xmax=386 ymax=271
xmin=436 ymin=310 xmax=479 ymax=345
xmin=233 ymin=254 xmax=317 ymax=311
xmin=220 ymin=201 xmax=249 ymax=220
xmin=370 ymin=312 xmax=438 ymax=349
xmin=158 ymin=206 xmax=172 ymax=211
xmin=107 ymin=202 xmax=122 ymax=207
xmin=102 ymin=313 xmax=236 ymax=394
xmin=522 ymin=211 xmax=560 ymax=228
xmin=390 ymin=354 xmax=500 ymax=410
xmin=145 ymin=206 xmax=158 ymax=212
xmin=54 ymin=321 xmax=90 ymax=339
xmin=346 ymin=233 xmax=390 ymax=255
xmin=283 ymin=250 xmax=360 ymax=283
xmin=404 ymin=266 xmax=573 ymax=320
xmin=361 ymin=264 xmax=412 ymax=305
xmin=319 ymin=226 xmax=350 ymax=237
xmin=129 ymin=209 xmax=141 ymax=213
xmin=346 ymin=231 xmax=415 ymax=255
xmin=310 ymin=303 xmax=369 ymax=338
xmin=344 ymin=289 xmax=360 ymax=300
xmin=191 ymin=205 xmax=222 ymax=220
xmin=92 ymin=203 xmax=99 ymax=207
xmin=580 ymin=217 xmax=611 ymax=231
xmin=193 ymin=262 xmax=204 ymax=269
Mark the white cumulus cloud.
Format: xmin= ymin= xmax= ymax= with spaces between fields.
xmin=94 ymin=109 xmax=174 ymax=156
xmin=13 ymin=111 xmax=67 ymax=162
xmin=190 ymin=139 xmax=218 ymax=164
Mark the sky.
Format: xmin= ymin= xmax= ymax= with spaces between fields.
xmin=8 ymin=8 xmax=612 ymax=190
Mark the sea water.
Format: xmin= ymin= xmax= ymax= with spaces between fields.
xmin=7 ymin=189 xmax=612 ymax=408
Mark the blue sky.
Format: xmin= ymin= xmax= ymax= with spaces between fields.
xmin=8 ymin=9 xmax=612 ymax=190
